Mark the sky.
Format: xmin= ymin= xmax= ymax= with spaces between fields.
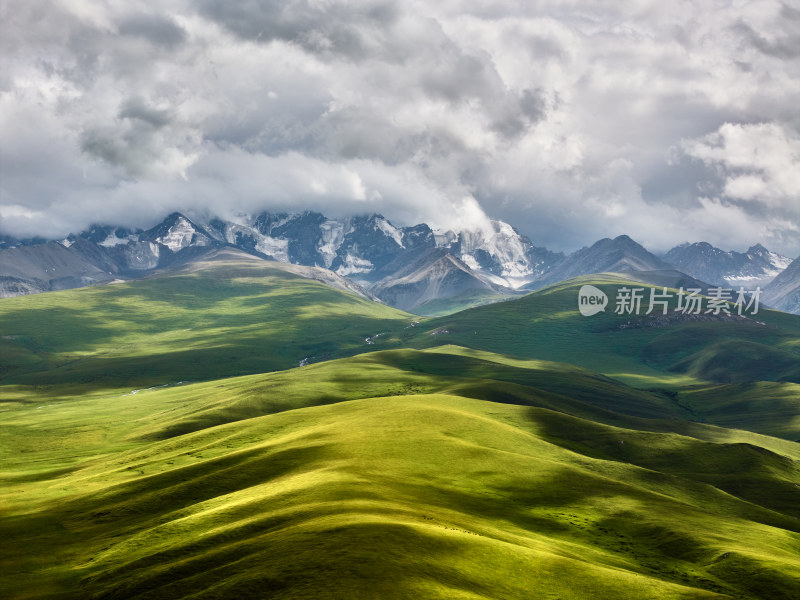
xmin=1 ymin=0 xmax=799 ymax=255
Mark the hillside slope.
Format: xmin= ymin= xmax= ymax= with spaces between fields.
xmin=3 ymin=265 xmax=800 ymax=600
xmin=2 ymin=348 xmax=800 ymax=599
xmin=409 ymin=274 xmax=800 ymax=387
xmin=0 ymin=249 xmax=413 ymax=390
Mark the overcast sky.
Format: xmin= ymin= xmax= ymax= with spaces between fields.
xmin=1 ymin=0 xmax=799 ymax=254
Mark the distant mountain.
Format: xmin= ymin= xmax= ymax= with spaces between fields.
xmin=523 ymin=235 xmax=672 ymax=290
xmin=173 ymin=247 xmax=379 ymax=302
xmin=764 ymin=256 xmax=800 ymax=314
xmin=0 ymin=214 xmax=222 ymax=298
xmin=2 ymin=213 xmax=797 ymax=314
xmin=435 ymin=220 xmax=564 ymax=287
xmin=0 ymin=233 xmax=48 ymax=250
xmin=202 ymin=212 xmax=562 ymax=288
xmin=0 ymin=211 xmax=549 ymax=309
xmin=0 ymin=239 xmax=119 ymax=298
xmin=370 ymin=248 xmax=504 ymax=311
xmin=664 ymin=242 xmax=792 ymax=288
xmin=610 ymin=269 xmax=718 ymax=294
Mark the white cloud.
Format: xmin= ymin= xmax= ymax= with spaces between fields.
xmin=0 ymin=0 xmax=799 ymax=255
xmin=681 ymin=122 xmax=800 ymax=204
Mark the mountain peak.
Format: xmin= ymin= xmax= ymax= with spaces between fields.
xmin=746 ymin=243 xmax=769 ymax=254
xmin=141 ymin=213 xmax=214 ymax=253
xmin=665 ymin=240 xmax=789 ymax=288
xmin=523 ymin=233 xmax=670 ymax=291
xmin=163 ymin=211 xmax=190 ymax=224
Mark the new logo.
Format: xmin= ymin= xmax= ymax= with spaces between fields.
xmin=578 ymin=285 xmax=608 ymax=316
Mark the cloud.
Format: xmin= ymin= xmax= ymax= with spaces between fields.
xmin=1 ymin=0 xmax=799 ymax=256
xmin=117 ymin=13 xmax=187 ymax=49
xmin=79 ymin=96 xmax=197 ymax=179
xmin=195 ymin=0 xmax=400 ymax=60
xmin=681 ymin=122 xmax=800 ymax=205
xmin=732 ymin=3 xmax=800 ymax=60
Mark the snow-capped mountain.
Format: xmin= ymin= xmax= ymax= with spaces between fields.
xmin=200 ymin=211 xmax=559 ymax=288
xmin=434 ymin=220 xmax=564 ymax=288
xmin=0 ymin=211 xmax=556 ymax=308
xmin=2 ymin=211 xmax=796 ymax=313
xmin=663 ymin=242 xmax=792 ymax=288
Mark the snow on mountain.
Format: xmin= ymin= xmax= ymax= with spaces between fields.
xmin=460 ymin=222 xmax=547 ymax=286
xmin=433 ymin=230 xmax=458 ymax=247
xmin=433 ymin=220 xmax=563 ymax=288
xmin=664 ymin=242 xmax=792 ymax=288
xmin=374 ymin=217 xmax=404 ymax=248
xmin=0 ymin=211 xmax=557 ymax=305
xmin=255 ymin=236 xmax=289 ymax=263
xmin=328 ymin=214 xmax=426 ymax=281
xmin=318 ymin=219 xmax=348 ymax=267
xmin=210 ymin=219 xmax=291 ymax=263
xmin=5 ymin=209 xmax=793 ymax=314
xmin=99 ymin=231 xmax=137 ymax=248
xmin=335 ymin=254 xmax=374 ymax=277
xmin=155 ymin=216 xmax=206 ymax=252
xmin=770 ymin=252 xmax=794 ymax=272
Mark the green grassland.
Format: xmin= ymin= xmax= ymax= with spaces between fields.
xmin=3 ymin=348 xmax=800 ymax=599
xmin=2 ymin=262 xmax=800 ymax=599
xmin=0 ymin=253 xmax=413 ymax=392
xmin=406 ymin=274 xmax=800 ymax=387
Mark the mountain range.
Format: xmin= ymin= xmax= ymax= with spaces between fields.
xmin=1 ymin=211 xmax=798 ymax=313
xmin=664 ymin=242 xmax=793 ymax=288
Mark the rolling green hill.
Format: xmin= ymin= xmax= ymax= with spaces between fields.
xmin=406 ymin=274 xmax=800 ymax=387
xmin=3 ymin=347 xmax=800 ymax=600
xmin=0 ymin=251 xmax=413 ymax=392
xmin=3 ymin=266 xmax=800 ymax=599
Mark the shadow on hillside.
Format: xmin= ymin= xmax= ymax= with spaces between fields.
xmin=532 ymin=407 xmax=800 ymax=526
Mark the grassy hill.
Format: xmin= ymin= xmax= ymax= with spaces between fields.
xmin=0 ymin=251 xmax=413 ymax=392
xmin=3 ymin=266 xmax=800 ymax=599
xmin=3 ymin=347 xmax=800 ymax=599
xmin=405 ymin=274 xmax=800 ymax=387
